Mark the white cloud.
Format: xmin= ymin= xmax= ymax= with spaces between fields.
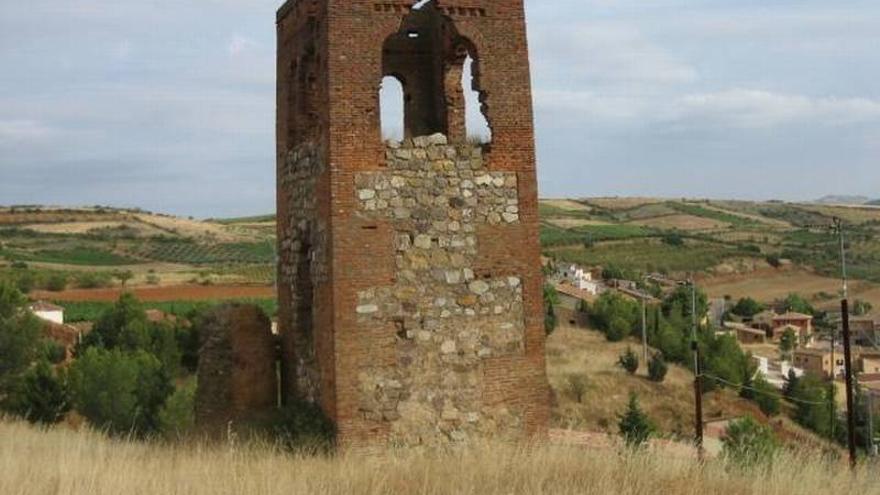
xmin=530 ymin=22 xmax=698 ymax=88
xmin=674 ymin=90 xmax=880 ymax=129
xmin=0 ymin=120 xmax=52 ymax=143
xmin=228 ymin=34 xmax=258 ymax=57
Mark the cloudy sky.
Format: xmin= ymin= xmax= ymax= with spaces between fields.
xmin=1 ymin=0 xmax=878 ymax=217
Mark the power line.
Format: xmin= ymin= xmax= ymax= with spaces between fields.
xmin=699 ymin=373 xmax=828 ymax=407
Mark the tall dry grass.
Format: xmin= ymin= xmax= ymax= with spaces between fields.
xmin=2 ymin=419 xmax=879 ymax=495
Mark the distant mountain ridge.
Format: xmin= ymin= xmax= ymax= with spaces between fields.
xmin=813 ymin=195 xmax=874 ymax=205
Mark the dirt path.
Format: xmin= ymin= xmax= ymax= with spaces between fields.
xmin=31 ymin=284 xmax=275 ymax=302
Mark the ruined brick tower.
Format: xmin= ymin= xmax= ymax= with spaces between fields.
xmin=276 ymin=0 xmax=549 ymax=447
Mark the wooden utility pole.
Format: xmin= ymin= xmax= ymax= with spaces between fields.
xmin=835 ymin=217 xmax=857 ymax=468
xmin=690 ymin=281 xmax=704 ymax=457
xmin=842 ymin=298 xmax=858 ymax=468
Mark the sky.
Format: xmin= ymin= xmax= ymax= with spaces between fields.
xmin=1 ymin=0 xmax=879 ymax=218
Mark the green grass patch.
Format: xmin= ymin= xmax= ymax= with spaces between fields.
xmin=56 ymin=298 xmax=278 ymax=322
xmin=3 ymin=246 xmax=137 ymax=266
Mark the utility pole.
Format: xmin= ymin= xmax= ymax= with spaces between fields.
xmin=835 ymin=217 xmax=858 ymax=469
xmin=641 ymin=294 xmax=648 ymax=364
xmin=689 ymin=279 xmax=704 ymax=458
xmin=868 ymin=390 xmax=876 ymax=457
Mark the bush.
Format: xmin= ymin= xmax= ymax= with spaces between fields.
xmin=747 ymin=375 xmax=780 ymax=416
xmin=158 ymin=380 xmax=195 ymax=439
xmin=618 ymin=393 xmax=654 ymax=448
xmin=75 ymin=272 xmax=112 ymax=289
xmin=0 ymin=282 xmax=43 ymax=392
xmin=722 ymin=416 xmax=779 ymax=468
xmin=271 ymin=399 xmax=336 ymax=453
xmin=618 ymin=348 xmax=639 ymax=374
xmin=544 ymin=303 xmax=558 ymax=336
xmin=46 ymin=274 xmax=68 ymax=292
xmin=69 ymin=348 xmax=173 ymax=437
xmin=5 ymin=360 xmax=70 ymax=424
xmin=606 ymin=317 xmax=629 ymax=342
xmin=567 ymin=373 xmax=589 ymax=403
xmin=39 ymin=339 xmax=67 ymax=365
xmin=730 ymin=297 xmax=764 ymax=318
xmin=648 ymin=353 xmax=668 ymax=382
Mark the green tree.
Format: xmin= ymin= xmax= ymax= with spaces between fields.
xmin=782 ymin=293 xmax=814 ymax=316
xmin=618 ymin=347 xmax=639 ymax=374
xmin=544 ymin=284 xmax=559 ymax=335
xmin=5 ymin=360 xmax=70 ymax=424
xmin=589 ymin=292 xmax=640 ymax=334
xmin=158 ymin=380 xmax=196 ymax=439
xmin=779 ymin=328 xmax=797 ymax=361
xmin=69 ymin=348 xmax=173 ymax=437
xmin=648 ymin=353 xmax=668 ymax=382
xmin=618 ymin=393 xmax=655 ymax=448
xmin=0 ymin=282 xmax=43 ymax=396
xmin=662 ymin=285 xmax=708 ymax=321
xmin=790 ymin=373 xmax=838 ymax=438
xmin=80 ymin=292 xmax=150 ymax=352
xmin=606 ymin=317 xmax=629 ymax=342
xmin=730 ymin=297 xmax=765 ymax=318
xmin=113 ymin=270 xmax=135 ymax=288
xmin=722 ymin=416 xmax=779 ymax=468
xmin=748 ymin=375 xmax=780 ymax=416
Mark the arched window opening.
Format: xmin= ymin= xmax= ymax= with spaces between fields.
xmin=380 ymin=75 xmax=405 ymax=142
xmin=380 ymin=2 xmax=490 ymax=143
xmin=462 ymin=54 xmax=492 ymax=143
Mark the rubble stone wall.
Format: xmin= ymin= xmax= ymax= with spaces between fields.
xmin=194 ymin=303 xmax=277 ymax=437
xmin=350 ymin=135 xmax=529 ymax=444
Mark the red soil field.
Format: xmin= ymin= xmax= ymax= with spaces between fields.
xmin=31 ymin=284 xmax=275 ymax=302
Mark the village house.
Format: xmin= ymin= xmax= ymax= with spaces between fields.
xmin=553 ymin=283 xmax=593 ymax=327
xmin=723 ymin=322 xmax=767 ymax=345
xmin=859 ymin=351 xmax=880 ymax=374
xmin=558 ymin=263 xmax=603 ymax=296
xmin=850 ymin=316 xmax=877 ymax=346
xmin=792 ymin=348 xmax=835 ymax=379
xmin=28 ymin=301 xmax=64 ymax=325
xmin=772 ymin=312 xmax=813 ymax=342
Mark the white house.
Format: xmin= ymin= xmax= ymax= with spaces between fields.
xmin=29 ymin=301 xmax=64 ymax=325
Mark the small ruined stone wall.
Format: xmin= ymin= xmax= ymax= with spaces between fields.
xmin=277 ymin=143 xmax=328 ymax=404
xmin=194 ymin=303 xmax=277 ymax=437
xmin=351 ymin=134 xmax=529 ymax=445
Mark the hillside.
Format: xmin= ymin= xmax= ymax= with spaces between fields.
xmin=1 ymin=418 xmax=874 ymax=495
xmin=2 ymin=198 xmax=880 ymax=308
xmin=0 ymin=206 xmax=275 ymax=288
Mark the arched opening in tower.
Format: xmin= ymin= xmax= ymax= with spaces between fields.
xmin=380 ymin=1 xmax=492 ymax=143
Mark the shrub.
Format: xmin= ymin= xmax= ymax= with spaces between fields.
xmin=648 ymin=353 xmax=668 ymax=382
xmin=39 ymin=339 xmax=67 ymax=365
xmin=730 ymin=297 xmax=764 ymax=318
xmin=567 ymin=373 xmax=589 ymax=403
xmin=544 ymin=303 xmax=558 ymax=336
xmin=743 ymin=375 xmax=780 ymax=416
xmin=46 ymin=274 xmax=68 ymax=292
xmin=75 ymin=272 xmax=112 ymax=289
xmin=722 ymin=416 xmax=779 ymax=468
xmin=271 ymin=399 xmax=336 ymax=453
xmin=606 ymin=317 xmax=629 ymax=342
xmin=0 ymin=282 xmax=43 ymax=392
xmin=69 ymin=348 xmax=173 ymax=437
xmin=5 ymin=360 xmax=70 ymax=424
xmin=158 ymin=380 xmax=195 ymax=440
xmin=146 ymin=274 xmax=161 ymax=286
xmin=618 ymin=348 xmax=639 ymax=374
xmin=618 ymin=393 xmax=654 ymax=448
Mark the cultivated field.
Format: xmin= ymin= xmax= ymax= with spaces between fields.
xmin=30 ymin=284 xmax=275 ymax=302
xmin=2 ymin=419 xmax=877 ymax=495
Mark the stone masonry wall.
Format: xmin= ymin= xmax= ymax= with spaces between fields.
xmin=352 ymin=134 xmax=528 ymax=445
xmin=277 ymin=142 xmax=328 ymax=405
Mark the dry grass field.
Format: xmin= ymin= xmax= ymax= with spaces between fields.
xmin=700 ymin=268 xmax=880 ymax=309
xmin=2 ymin=418 xmax=878 ymax=495
xmin=541 ymin=199 xmax=593 ymax=211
